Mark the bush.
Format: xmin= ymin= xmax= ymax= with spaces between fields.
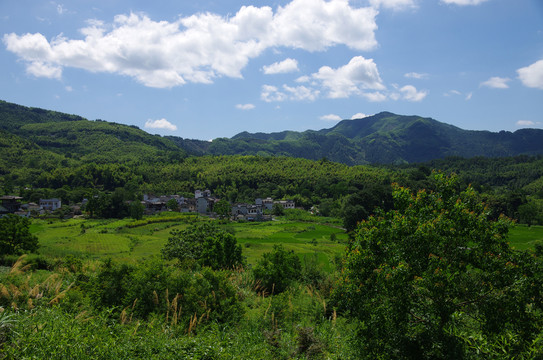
xmin=253 ymin=245 xmax=301 ymax=294
xmin=162 ymin=222 xmax=243 ymax=270
xmin=88 ymin=258 xmax=243 ymax=327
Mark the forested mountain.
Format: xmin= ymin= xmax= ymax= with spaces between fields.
xmin=172 ymin=112 xmax=543 ymax=164
xmin=0 ymin=100 xmax=185 ymax=165
xmin=3 ymin=100 xmax=543 ymax=166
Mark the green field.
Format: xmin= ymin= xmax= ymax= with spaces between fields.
xmin=29 ymin=214 xmax=348 ymax=269
xmin=508 ymin=224 xmax=543 ymax=251
xmin=29 ymin=214 xmax=540 ymax=271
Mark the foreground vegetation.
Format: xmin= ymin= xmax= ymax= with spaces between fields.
xmin=1 ymin=101 xmax=543 ymax=357
xmin=1 ymin=175 xmax=542 ymax=359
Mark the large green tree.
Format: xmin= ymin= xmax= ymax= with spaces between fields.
xmin=161 ymin=222 xmax=243 ymax=270
xmin=334 ymin=174 xmax=542 ymax=358
xmin=0 ymin=214 xmax=39 ymax=255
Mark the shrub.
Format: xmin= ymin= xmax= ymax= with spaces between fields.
xmin=253 ymin=245 xmax=301 ymax=294
xmin=162 ymin=222 xmax=243 ymax=270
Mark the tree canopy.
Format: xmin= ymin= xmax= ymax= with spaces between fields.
xmin=161 ymin=222 xmax=243 ymax=270
xmin=0 ymin=214 xmax=39 ymax=255
xmin=333 ymin=174 xmax=543 ymax=358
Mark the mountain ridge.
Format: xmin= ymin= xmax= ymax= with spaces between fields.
xmin=2 ymin=99 xmax=543 ymax=165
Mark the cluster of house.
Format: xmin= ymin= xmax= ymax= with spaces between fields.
xmin=0 ymin=196 xmax=65 ymax=217
xmin=1 ymin=191 xmax=295 ymax=221
xmin=142 ymin=190 xmax=295 ymax=220
xmin=142 ymin=190 xmax=217 ymax=215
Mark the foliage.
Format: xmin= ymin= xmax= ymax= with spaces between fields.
xmin=161 ymin=222 xmax=243 ymax=270
xmin=165 ymin=198 xmax=179 ymax=212
xmin=333 ymin=174 xmax=543 ymax=358
xmin=85 ymin=191 xmax=123 ymax=219
xmin=0 ymin=215 xmax=39 ymax=255
xmin=214 ymin=199 xmax=231 ymax=219
xmin=253 ymin=244 xmax=302 ymax=294
xmin=129 ymin=201 xmax=144 ymax=220
xmin=272 ymin=203 xmax=284 ymax=216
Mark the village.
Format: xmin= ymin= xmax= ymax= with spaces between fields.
xmin=0 ymin=191 xmax=296 ymax=221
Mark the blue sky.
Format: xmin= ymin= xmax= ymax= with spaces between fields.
xmin=1 ymin=0 xmax=542 ymax=140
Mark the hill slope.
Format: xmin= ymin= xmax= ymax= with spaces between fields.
xmin=171 ymin=112 xmax=543 ymax=164
xmin=0 ymin=100 xmax=185 ymax=164
xmin=2 ymin=100 xmax=543 ymax=165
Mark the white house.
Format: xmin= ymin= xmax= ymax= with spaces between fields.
xmin=39 ymin=198 xmax=62 ymax=211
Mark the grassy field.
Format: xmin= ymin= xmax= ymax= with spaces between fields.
xmin=508 ymin=224 xmax=543 ymax=251
xmin=29 ymin=214 xmax=348 ymax=269
xmin=29 ymin=214 xmax=540 ymax=270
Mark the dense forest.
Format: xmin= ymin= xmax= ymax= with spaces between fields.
xmin=1 ymin=100 xmax=542 ymax=358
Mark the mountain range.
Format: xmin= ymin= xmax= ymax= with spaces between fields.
xmin=2 ymin=100 xmax=543 ymax=166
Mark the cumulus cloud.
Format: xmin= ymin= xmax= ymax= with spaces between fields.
xmin=480 ymin=76 xmax=510 ymax=89
xmin=516 ymin=120 xmax=536 ymax=127
xmin=144 ymin=118 xmax=177 ymax=131
xmin=517 ymin=60 xmax=543 ymax=90
xmin=261 ymin=84 xmax=319 ymax=102
xmin=404 ymin=72 xmax=428 ymax=79
xmin=261 ymin=85 xmax=287 ymax=102
xmin=362 ymin=91 xmax=387 ymax=102
xmin=369 ymin=0 xmax=418 ymax=10
xmin=351 ymin=113 xmax=369 ymax=119
xmin=236 ymin=103 xmax=255 ymax=110
xmin=3 ymin=0 xmax=378 ymax=88
xmin=440 ymin=0 xmax=489 ymax=5
xmin=262 ymin=58 xmax=299 ymax=74
xmin=312 ymin=56 xmax=385 ymax=98
xmin=261 ymin=56 xmax=384 ymax=101
xmin=320 ymin=114 xmax=342 ymax=121
xmin=398 ymin=85 xmax=428 ymax=101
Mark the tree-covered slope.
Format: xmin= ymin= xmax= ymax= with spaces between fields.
xmin=0 ymin=100 xmax=185 ymax=164
xmin=3 ymin=100 xmax=543 ymax=165
xmin=197 ymin=112 xmax=543 ymax=164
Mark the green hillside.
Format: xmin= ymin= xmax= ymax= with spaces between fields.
xmin=0 ymin=100 xmax=185 ymax=165
xmin=172 ymin=112 xmax=543 ymax=164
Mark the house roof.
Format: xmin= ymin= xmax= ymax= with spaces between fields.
xmin=1 ymin=196 xmax=23 ymax=201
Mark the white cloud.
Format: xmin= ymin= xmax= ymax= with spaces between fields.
xmin=236 ymin=103 xmax=255 ymax=110
xmin=440 ymin=0 xmax=489 ymax=5
xmin=320 ymin=114 xmax=342 ymax=121
xmin=262 ymin=58 xmax=299 ymax=74
xmin=362 ymin=91 xmax=387 ymax=102
xmin=283 ymin=84 xmax=320 ymax=101
xmin=445 ymin=90 xmax=462 ymax=96
xmin=404 ymin=72 xmax=428 ymax=79
xmin=261 ymin=56 xmax=384 ymax=102
xmin=56 ymin=4 xmax=66 ymax=15
xmin=65 ymin=85 xmax=73 ymax=92
xmin=144 ymin=118 xmax=177 ymax=131
xmin=3 ymin=0 xmax=379 ymax=88
xmin=295 ymin=75 xmax=311 ymax=83
xmin=517 ymin=60 xmax=543 ymax=90
xmin=516 ymin=120 xmax=536 ymax=127
xmin=399 ymin=85 xmax=427 ymax=101
xmin=271 ymin=0 xmax=378 ymax=51
xmin=480 ymin=76 xmax=510 ymax=89
xmin=444 ymin=89 xmax=472 ymax=100
xmin=369 ymin=0 xmax=417 ymax=11
xmin=312 ymin=56 xmax=385 ymax=98
xmin=261 ymin=85 xmax=288 ymax=102
xmin=351 ymin=113 xmax=369 ymax=119
xmin=26 ymin=61 xmax=62 ymax=79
